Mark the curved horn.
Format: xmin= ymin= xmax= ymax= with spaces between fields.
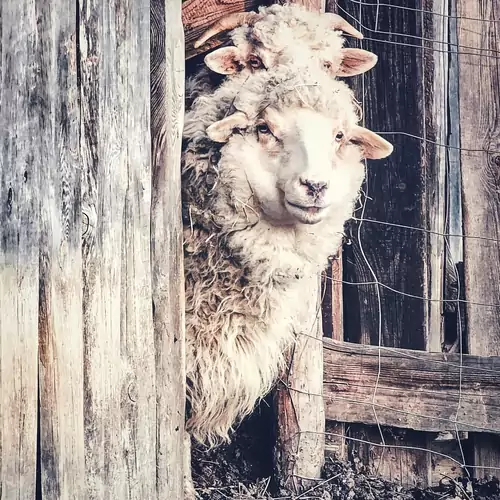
xmin=326 ymin=13 xmax=363 ymax=39
xmin=194 ymin=12 xmax=262 ymax=48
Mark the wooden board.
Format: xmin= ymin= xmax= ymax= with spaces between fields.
xmin=274 ymin=275 xmax=325 ymax=491
xmin=456 ymin=0 xmax=500 ymax=480
xmin=151 ymin=0 xmax=187 ymax=497
xmin=0 ymin=2 xmax=40 ymax=497
xmin=182 ymin=0 xmax=264 ymax=59
xmin=36 ymin=1 xmax=86 ymax=497
xmin=323 ymin=339 xmax=500 ymax=434
xmin=79 ymin=0 xmax=157 ymax=498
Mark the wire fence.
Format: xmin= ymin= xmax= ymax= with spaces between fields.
xmin=284 ymin=0 xmax=500 ymax=485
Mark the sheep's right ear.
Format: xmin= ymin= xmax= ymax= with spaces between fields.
xmin=204 ymin=47 xmax=244 ymax=75
xmin=337 ymin=48 xmax=378 ymax=77
xmin=206 ymin=112 xmax=249 ymax=142
xmin=349 ymin=126 xmax=393 ymax=159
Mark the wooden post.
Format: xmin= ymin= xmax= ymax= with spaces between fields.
xmin=0 ymin=3 xmax=40 ymax=498
xmin=151 ymin=0 xmax=187 ymax=497
xmin=272 ymin=1 xmax=326 ymax=492
xmin=456 ymin=0 xmax=500 ymax=480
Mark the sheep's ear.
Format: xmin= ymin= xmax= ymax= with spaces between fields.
xmin=204 ymin=47 xmax=243 ymax=75
xmin=206 ymin=112 xmax=249 ymax=143
xmin=350 ymin=126 xmax=393 ymax=159
xmin=337 ymin=48 xmax=378 ymax=77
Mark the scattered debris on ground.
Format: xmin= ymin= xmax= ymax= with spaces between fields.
xmin=192 ymin=407 xmax=500 ymax=500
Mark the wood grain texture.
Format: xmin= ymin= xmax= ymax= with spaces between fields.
xmin=274 ymin=275 xmax=325 ymax=492
xmin=151 ymin=0 xmax=187 ymax=497
xmin=0 ymin=2 xmax=39 ymax=498
xmin=79 ymin=0 xmax=156 ymax=497
xmin=34 ymin=1 xmax=85 ymax=497
xmin=456 ymin=0 xmax=500 ymax=479
xmin=182 ymin=0 xmax=265 ymax=59
xmin=323 ymin=339 xmax=500 ymax=434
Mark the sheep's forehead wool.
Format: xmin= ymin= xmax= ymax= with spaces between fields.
xmin=230 ymin=67 xmax=359 ymax=125
xmin=230 ymin=3 xmax=345 ymax=56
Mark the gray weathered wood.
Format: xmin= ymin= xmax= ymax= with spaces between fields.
xmin=324 ymin=339 xmax=500 ymax=434
xmin=35 ymin=1 xmax=85 ymax=497
xmin=456 ymin=0 xmax=500 ymax=479
xmin=79 ymin=0 xmax=156 ymax=497
xmin=0 ymin=2 xmax=40 ymax=497
xmin=274 ymin=275 xmax=325 ymax=492
xmin=151 ymin=0 xmax=187 ymax=497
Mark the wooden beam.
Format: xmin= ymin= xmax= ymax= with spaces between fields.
xmin=35 ymin=1 xmax=85 ymax=497
xmin=79 ymin=0 xmax=156 ymax=497
xmin=323 ymin=339 xmax=500 ymax=434
xmin=0 ymin=2 xmax=40 ymax=497
xmin=182 ymin=0 xmax=264 ymax=59
xmin=456 ymin=0 xmax=500 ymax=480
xmin=151 ymin=0 xmax=187 ymax=497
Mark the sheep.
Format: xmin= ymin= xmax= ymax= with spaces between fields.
xmin=186 ymin=3 xmax=377 ymax=108
xmin=182 ymin=63 xmax=393 ymax=454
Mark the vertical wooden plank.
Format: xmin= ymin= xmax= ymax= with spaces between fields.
xmin=79 ymin=0 xmax=157 ymax=497
xmin=274 ymin=275 xmax=325 ymax=491
xmin=151 ymin=0 xmax=186 ymax=498
xmin=36 ymin=1 xmax=84 ymax=497
xmin=272 ymin=0 xmax=326 ymax=491
xmin=332 ymin=0 xmax=449 ymax=487
xmin=36 ymin=0 xmax=85 ymax=498
xmin=456 ymin=0 xmax=500 ymax=479
xmin=0 ymin=2 xmax=39 ymax=498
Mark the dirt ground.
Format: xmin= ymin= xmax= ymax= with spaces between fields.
xmin=192 ymin=405 xmax=500 ymax=500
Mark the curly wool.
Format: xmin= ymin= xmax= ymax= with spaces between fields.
xmin=183 ymin=65 xmax=362 ymax=446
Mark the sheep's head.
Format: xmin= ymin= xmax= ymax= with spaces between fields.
xmin=204 ymin=71 xmax=392 ymax=226
xmin=195 ymin=4 xmax=377 ymax=80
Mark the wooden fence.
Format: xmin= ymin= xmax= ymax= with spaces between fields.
xmin=1 ymin=0 xmax=185 ymax=498
xmin=1 ymin=0 xmax=499 ymax=498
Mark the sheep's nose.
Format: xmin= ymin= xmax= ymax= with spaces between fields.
xmin=299 ymin=178 xmax=328 ymax=195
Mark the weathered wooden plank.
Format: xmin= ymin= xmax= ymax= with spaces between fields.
xmin=182 ymin=0 xmax=264 ymax=59
xmin=151 ymin=0 xmax=187 ymax=498
xmin=456 ymin=0 xmax=500 ymax=479
xmin=274 ymin=275 xmax=325 ymax=491
xmin=0 ymin=2 xmax=39 ymax=498
xmin=34 ymin=1 xmax=85 ymax=498
xmin=324 ymin=339 xmax=500 ymax=434
xmin=79 ymin=0 xmax=156 ymax=497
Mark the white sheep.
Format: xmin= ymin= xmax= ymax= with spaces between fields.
xmin=186 ymin=3 xmax=377 ymax=108
xmin=182 ymin=63 xmax=393 ymax=453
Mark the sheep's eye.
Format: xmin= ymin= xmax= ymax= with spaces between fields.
xmin=335 ymin=131 xmax=344 ymax=142
xmin=256 ymin=123 xmax=271 ymax=135
xmin=323 ymin=61 xmax=332 ymax=70
xmin=248 ymin=55 xmax=263 ymax=69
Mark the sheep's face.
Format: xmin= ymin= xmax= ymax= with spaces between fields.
xmin=207 ymin=107 xmax=393 ymax=226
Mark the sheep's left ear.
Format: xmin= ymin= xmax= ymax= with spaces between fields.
xmin=206 ymin=112 xmax=249 ymax=142
xmin=204 ymin=47 xmax=243 ymax=75
xmin=349 ymin=126 xmax=393 ymax=159
xmin=337 ymin=48 xmax=378 ymax=77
